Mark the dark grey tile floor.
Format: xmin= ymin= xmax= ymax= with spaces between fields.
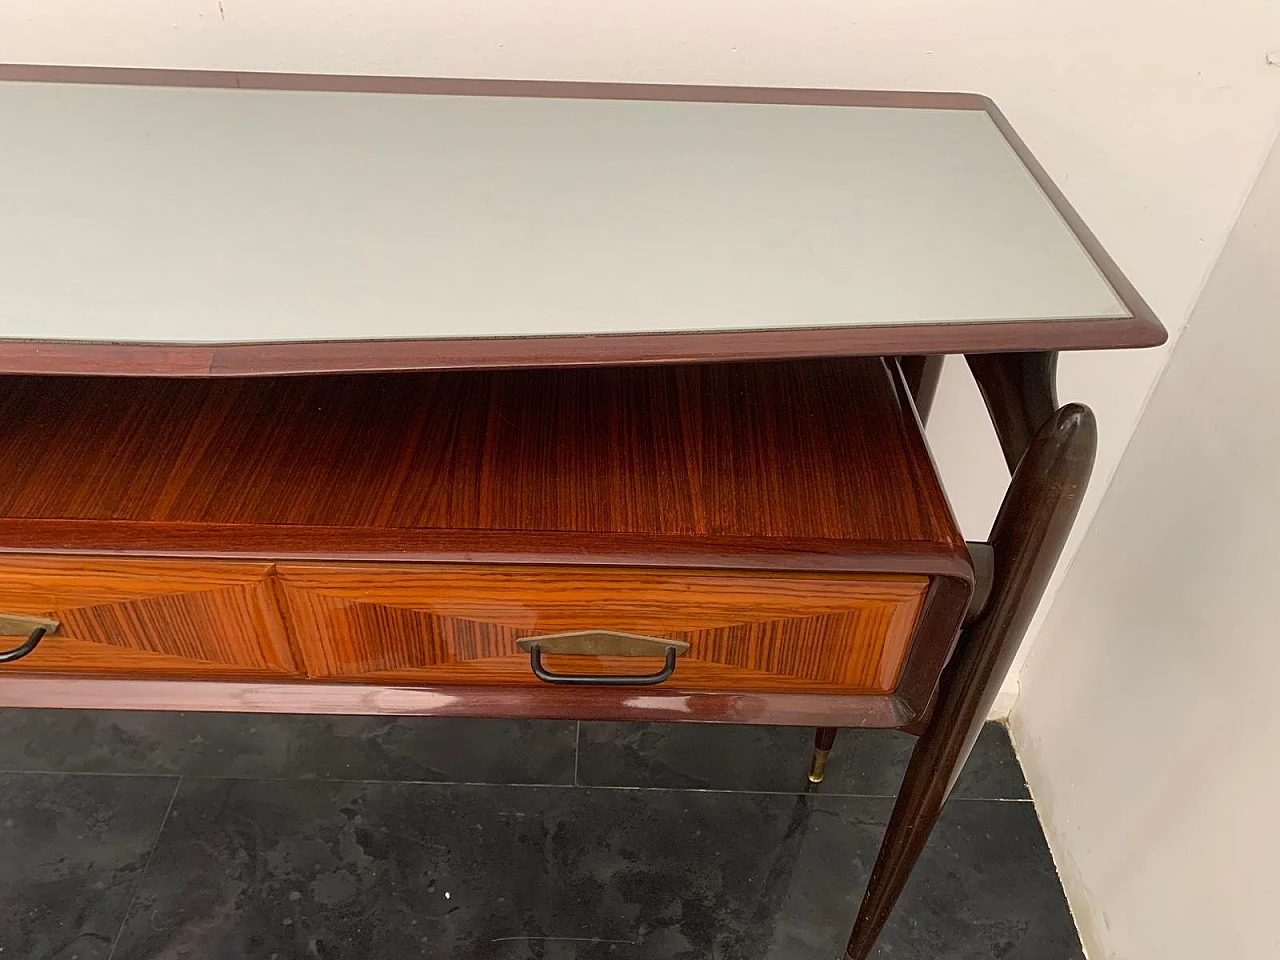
xmin=0 ymin=710 xmax=1082 ymax=960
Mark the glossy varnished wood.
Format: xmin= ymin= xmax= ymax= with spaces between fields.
xmin=898 ymin=355 xmax=944 ymax=424
xmin=0 ymin=523 xmax=967 ymax=575
xmin=0 ymin=677 xmax=917 ymax=727
xmin=0 ymin=360 xmax=965 ymax=560
xmin=967 ymin=352 xmax=1060 ymax=472
xmin=0 ymin=557 xmax=295 ymax=677
xmin=0 ymin=358 xmax=971 ymax=724
xmin=0 ymin=321 xmax=1167 ymax=379
xmin=0 ymin=64 xmax=995 ymax=108
xmin=844 ymin=400 xmax=1098 ymax=959
xmin=811 ymin=353 xmax=946 ymax=773
xmin=277 ymin=564 xmax=926 ymax=693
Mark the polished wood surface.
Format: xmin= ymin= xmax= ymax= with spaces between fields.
xmin=898 ymin=355 xmax=944 ymax=424
xmin=0 ymin=320 xmax=1167 ymax=379
xmin=0 ymin=676 xmax=917 ymax=727
xmin=0 ymin=557 xmax=295 ymax=677
xmin=0 ymin=358 xmax=971 ymax=723
xmin=844 ymin=399 xmax=1098 ymax=959
xmin=0 ymin=360 xmax=966 ymax=565
xmin=967 ymin=352 xmax=1060 ymax=472
xmin=0 ymin=67 xmax=1163 ymax=378
xmin=0 ymin=522 xmax=967 ymax=576
xmin=278 ymin=564 xmax=926 ymax=693
xmin=0 ymin=64 xmax=995 ymax=107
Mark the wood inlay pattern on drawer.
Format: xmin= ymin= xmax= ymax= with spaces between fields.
xmin=277 ymin=564 xmax=928 ymax=694
xmin=0 ymin=557 xmax=295 ymax=677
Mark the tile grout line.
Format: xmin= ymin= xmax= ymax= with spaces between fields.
xmin=106 ymin=774 xmax=182 ymax=960
xmin=0 ymin=767 xmax=1034 ymax=801
xmin=572 ymin=720 xmax=581 ymax=787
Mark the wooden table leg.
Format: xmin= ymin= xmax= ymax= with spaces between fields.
xmin=809 ymin=726 xmax=839 ymax=783
xmin=898 ymin=354 xmax=945 ymax=424
xmin=966 ymin=351 xmax=1059 ymax=471
xmin=842 ymin=353 xmax=1095 ymax=959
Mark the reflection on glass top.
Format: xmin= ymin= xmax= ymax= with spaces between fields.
xmin=0 ymin=80 xmax=1129 ymax=344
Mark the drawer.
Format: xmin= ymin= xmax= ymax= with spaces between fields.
xmin=277 ymin=563 xmax=928 ymax=694
xmin=0 ymin=557 xmax=296 ymax=677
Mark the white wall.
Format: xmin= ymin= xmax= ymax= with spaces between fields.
xmin=5 ymin=0 xmax=1280 ymax=699
xmin=1012 ymin=131 xmax=1280 ymax=960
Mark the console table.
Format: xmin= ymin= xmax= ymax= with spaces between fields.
xmin=0 ymin=65 xmax=1164 ymax=959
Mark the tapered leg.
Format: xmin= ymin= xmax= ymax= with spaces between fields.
xmin=842 ymin=401 xmax=1097 ymax=960
xmin=898 ymin=355 xmax=944 ymax=424
xmin=966 ymin=352 xmax=1059 ymax=471
xmin=809 ymin=726 xmax=838 ymax=783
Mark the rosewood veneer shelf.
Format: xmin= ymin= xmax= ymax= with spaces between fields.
xmin=0 ymin=65 xmax=1166 ymax=960
xmin=0 ymin=359 xmax=968 ymax=728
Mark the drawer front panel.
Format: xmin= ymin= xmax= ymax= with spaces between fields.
xmin=0 ymin=557 xmax=296 ymax=677
xmin=277 ymin=564 xmax=928 ymax=694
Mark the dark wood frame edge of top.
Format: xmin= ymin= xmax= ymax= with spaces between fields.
xmin=0 ymin=63 xmax=1167 ymax=377
xmin=0 ymin=316 xmax=1166 ymax=378
xmin=979 ymin=97 xmax=1164 ymax=349
xmin=0 ymin=62 xmax=990 ymax=109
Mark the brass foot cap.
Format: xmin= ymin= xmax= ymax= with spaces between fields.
xmin=807 ymin=747 xmax=831 ymax=784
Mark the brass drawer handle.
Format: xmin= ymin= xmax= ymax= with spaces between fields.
xmin=516 ymin=630 xmax=690 ymax=686
xmin=0 ymin=614 xmax=60 ymax=665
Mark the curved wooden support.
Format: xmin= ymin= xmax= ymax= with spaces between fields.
xmin=966 ymin=352 xmax=1058 ymax=472
xmin=964 ymin=541 xmax=995 ymax=627
xmin=843 ymin=401 xmax=1097 ymax=960
xmin=898 ymin=355 xmax=944 ymax=425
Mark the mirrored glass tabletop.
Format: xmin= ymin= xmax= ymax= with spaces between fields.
xmin=0 ymin=67 xmax=1163 ymax=375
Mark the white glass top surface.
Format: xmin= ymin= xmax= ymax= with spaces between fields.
xmin=0 ymin=80 xmax=1129 ymax=344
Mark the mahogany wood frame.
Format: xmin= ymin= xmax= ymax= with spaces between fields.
xmin=0 ymin=64 xmax=1165 ymax=377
